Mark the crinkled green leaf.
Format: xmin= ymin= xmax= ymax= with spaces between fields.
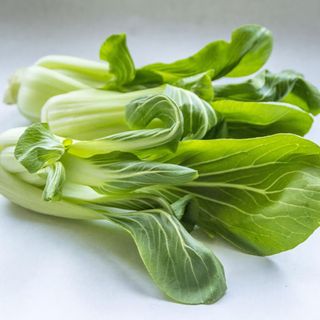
xmin=163 ymin=85 xmax=218 ymax=139
xmin=282 ymin=77 xmax=320 ymax=116
xmin=100 ymin=34 xmax=136 ymax=87
xmin=14 ymin=123 xmax=66 ymax=173
xmin=211 ymin=100 xmax=313 ymax=138
xmin=42 ymin=161 xmax=66 ymax=201
xmin=174 ymin=70 xmax=215 ymax=101
xmin=68 ymin=95 xmax=184 ymax=157
xmin=136 ymin=24 xmax=272 ymax=83
xmin=214 ymin=69 xmax=320 ymax=115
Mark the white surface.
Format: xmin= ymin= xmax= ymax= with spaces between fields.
xmin=1 ymin=0 xmax=320 ymax=319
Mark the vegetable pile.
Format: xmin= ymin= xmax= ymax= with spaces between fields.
xmin=1 ymin=24 xmax=320 ymax=304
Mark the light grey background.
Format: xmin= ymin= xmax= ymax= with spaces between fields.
xmin=0 ymin=0 xmax=320 ymax=319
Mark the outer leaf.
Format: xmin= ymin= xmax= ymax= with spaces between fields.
xmin=105 ymin=208 xmax=226 ymax=304
xmin=140 ymin=135 xmax=320 ymax=255
xmin=137 ymin=24 xmax=272 ymax=83
xmin=100 ymin=34 xmax=136 ymax=87
xmin=214 ymin=69 xmax=320 ymax=115
xmin=14 ymin=123 xmax=66 ymax=173
xmin=211 ymin=100 xmax=313 ymax=138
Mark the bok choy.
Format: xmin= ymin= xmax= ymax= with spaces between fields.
xmin=1 ymin=24 xmax=320 ymax=305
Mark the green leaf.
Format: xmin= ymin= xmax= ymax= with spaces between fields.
xmin=141 ymin=134 xmax=320 ymax=256
xmin=137 ymin=24 xmax=272 ymax=83
xmin=14 ymin=123 xmax=66 ymax=173
xmin=282 ymin=77 xmax=320 ymax=116
xmin=68 ymin=95 xmax=184 ymax=157
xmin=100 ymin=34 xmax=136 ymax=87
xmin=1 ymin=140 xmax=225 ymax=305
xmin=174 ymin=70 xmax=215 ymax=101
xmin=171 ymin=195 xmax=199 ymax=232
xmin=105 ymin=208 xmax=226 ymax=304
xmin=42 ymin=161 xmax=66 ymax=201
xmin=214 ymin=69 xmax=320 ymax=115
xmin=62 ymin=151 xmax=198 ymax=194
xmin=63 ymin=191 xmax=226 ymax=304
xmin=211 ymin=100 xmax=313 ymax=138
xmin=163 ymin=85 xmax=219 ymax=140
xmin=224 ymin=25 xmax=273 ymax=78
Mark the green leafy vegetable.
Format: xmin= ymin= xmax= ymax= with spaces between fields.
xmin=14 ymin=123 xmax=66 ymax=173
xmin=67 ymin=94 xmax=184 ymax=157
xmin=171 ymin=195 xmax=199 ymax=232
xmin=100 ymin=34 xmax=136 ymax=88
xmin=105 ymin=208 xmax=226 ymax=304
xmin=163 ymin=85 xmax=218 ymax=139
xmin=1 ymin=24 xmax=320 ymax=305
xmin=140 ymin=135 xmax=320 ymax=255
xmin=133 ymin=24 xmax=272 ymax=85
xmin=0 ymin=131 xmax=227 ymax=305
xmin=214 ymin=69 xmax=320 ymax=115
xmin=173 ymin=70 xmax=215 ymax=101
xmin=211 ymin=100 xmax=313 ymax=138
